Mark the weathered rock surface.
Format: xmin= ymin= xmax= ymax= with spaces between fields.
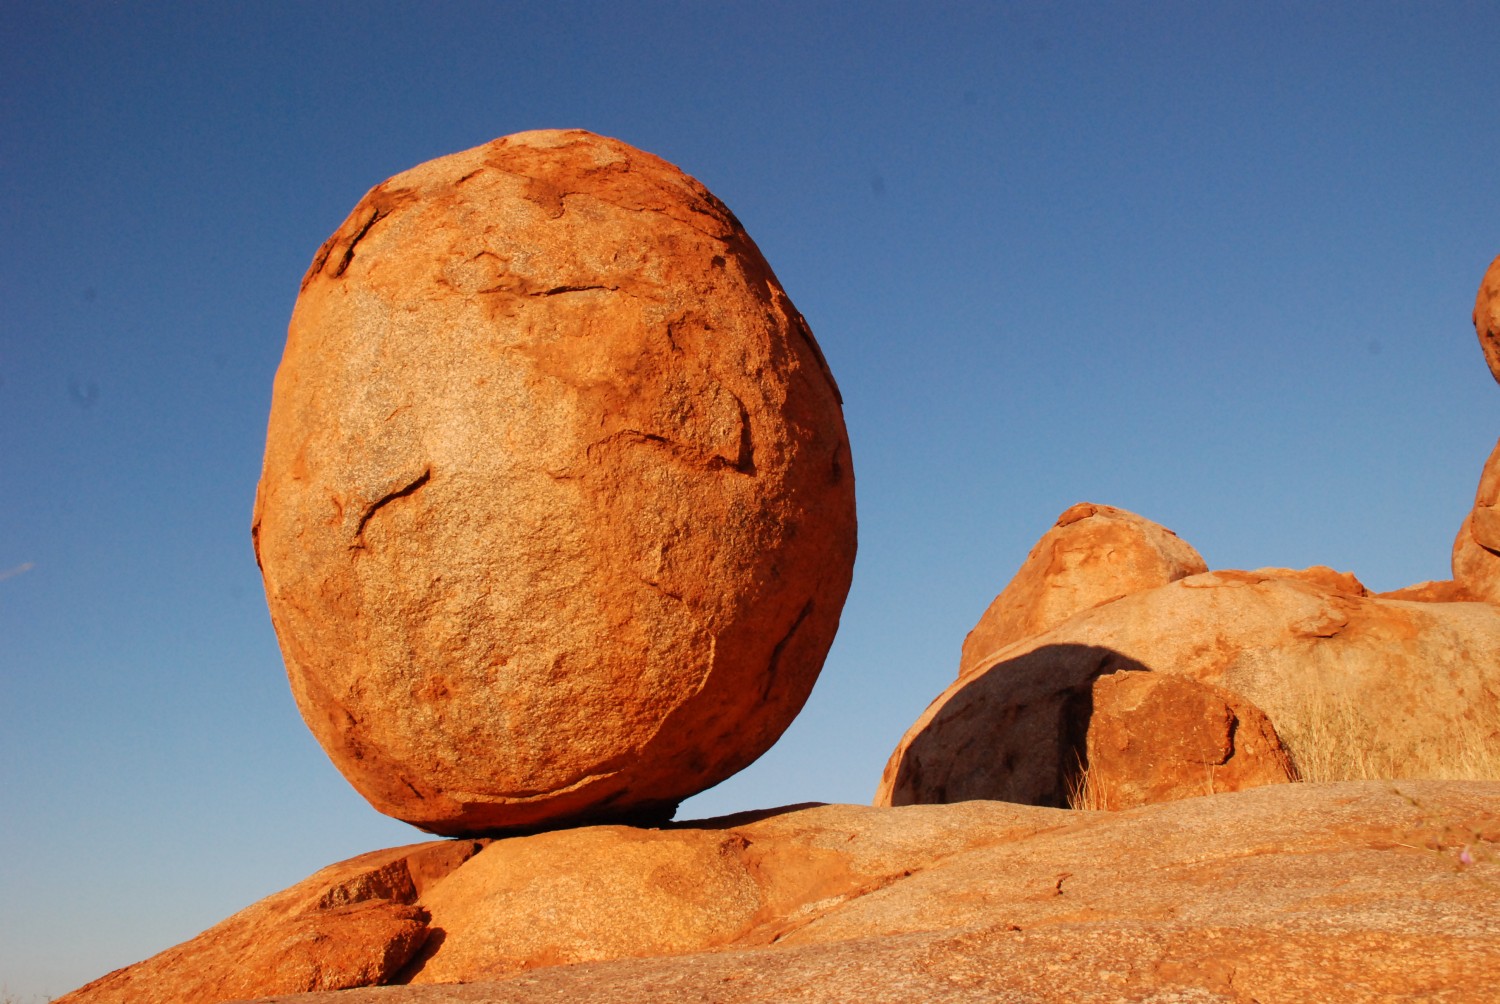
xmin=251 ymin=130 xmax=857 ymax=835
xmin=1471 ymin=436 xmax=1500 ymax=548
xmin=56 ymin=840 xmax=482 ymax=1004
xmin=1475 ymin=252 xmax=1500 ymax=385
xmin=1251 ymin=563 xmax=1367 ymax=595
xmin=1454 ymin=513 xmax=1500 ymax=606
xmin=1454 ymin=437 xmax=1500 ymax=606
xmin=879 ymin=569 xmax=1500 ymax=809
xmin=1077 ymin=670 xmax=1296 ymax=809
xmin=1376 ymin=578 xmax=1474 ymax=602
xmin=958 ymin=503 xmax=1205 ymax=679
xmin=199 ymin=782 xmax=1498 ymax=1004
xmin=401 ymin=800 xmax=1031 ymax=984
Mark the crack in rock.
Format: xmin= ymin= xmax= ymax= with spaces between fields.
xmin=352 ymin=469 xmax=431 ymax=547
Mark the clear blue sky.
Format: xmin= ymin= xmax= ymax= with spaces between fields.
xmin=3 ymin=3 xmax=1498 ymax=999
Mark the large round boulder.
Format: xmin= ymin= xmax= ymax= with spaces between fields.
xmin=252 ymin=130 xmax=857 ymax=835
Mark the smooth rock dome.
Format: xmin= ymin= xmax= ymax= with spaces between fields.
xmin=252 ymin=130 xmax=857 ymax=835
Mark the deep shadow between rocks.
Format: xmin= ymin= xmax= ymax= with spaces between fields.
xmin=888 ymin=644 xmax=1153 ymax=808
xmin=668 ymin=802 xmax=830 ymax=830
xmin=391 ymin=925 xmax=446 ymax=985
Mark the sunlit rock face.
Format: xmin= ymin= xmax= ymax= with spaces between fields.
xmin=252 ymin=130 xmax=856 ymax=836
xmin=1454 ymin=436 xmax=1500 ymax=605
xmin=56 ymin=784 xmax=1500 ymax=1004
xmin=1475 ymin=253 xmax=1500 ymax=385
xmin=882 ymin=535 xmax=1500 ymax=811
xmin=1453 ymin=249 xmax=1500 ymax=603
xmin=957 ymin=502 xmax=1206 ymax=680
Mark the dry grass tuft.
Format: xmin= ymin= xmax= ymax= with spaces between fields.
xmin=1066 ymin=683 xmax=1499 ymax=811
xmin=1276 ymin=684 xmax=1500 ymax=784
xmin=1065 ymin=753 xmax=1108 ymax=811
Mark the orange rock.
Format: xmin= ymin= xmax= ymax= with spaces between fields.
xmin=879 ymin=570 xmax=1500 ymax=809
xmin=1376 ymin=579 xmax=1473 ymax=602
xmin=958 ymin=503 xmax=1206 ymax=679
xmin=1250 ymin=564 xmax=1367 ymax=596
xmin=1453 ymin=437 xmax=1500 ymax=605
xmin=1079 ymin=670 xmax=1296 ymax=809
xmin=1475 ymin=253 xmax=1500 ymax=385
xmin=56 ymin=840 xmax=482 ymax=1004
xmin=1471 ymin=435 xmax=1500 ymax=551
xmin=252 ymin=130 xmax=857 ymax=835
xmin=1453 ymin=513 xmax=1500 ymax=605
xmin=399 ymin=801 xmax=1023 ymax=983
xmin=214 ymin=782 xmax=1499 ymax=1004
xmin=400 ymin=826 xmax=764 ymax=982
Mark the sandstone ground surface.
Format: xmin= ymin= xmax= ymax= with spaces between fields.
xmin=180 ymin=781 xmax=1500 ymax=1004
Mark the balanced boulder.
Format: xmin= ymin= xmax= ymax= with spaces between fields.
xmin=252 ymin=130 xmax=857 ymax=835
xmin=958 ymin=503 xmax=1206 ymax=679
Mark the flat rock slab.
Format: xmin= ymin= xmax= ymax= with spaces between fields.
xmin=57 ymin=841 xmax=484 ymax=1004
xmin=237 ymin=917 xmax=1500 ymax=1004
xmin=71 ymin=781 xmax=1497 ymax=1004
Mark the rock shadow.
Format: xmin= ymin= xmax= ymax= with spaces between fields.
xmin=670 ymin=802 xmax=829 ymax=830
xmin=886 ymin=644 xmax=1152 ymax=808
xmin=391 ymin=925 xmax=446 ymax=985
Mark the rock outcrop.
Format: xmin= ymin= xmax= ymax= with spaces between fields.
xmin=1471 ymin=437 xmax=1500 ymax=547
xmin=879 ymin=568 xmax=1500 ymax=810
xmin=1376 ymin=578 xmax=1474 ymax=602
xmin=1475 ymin=253 xmax=1500 ymax=385
xmin=62 ymin=782 xmax=1492 ymax=1004
xmin=958 ymin=503 xmax=1205 ymax=679
xmin=1454 ymin=437 xmax=1500 ymax=605
xmin=56 ymin=841 xmax=483 ymax=1004
xmin=398 ymin=801 xmax=1029 ymax=984
xmin=1074 ymin=670 xmax=1295 ymax=809
xmin=251 ymin=130 xmax=857 ymax=836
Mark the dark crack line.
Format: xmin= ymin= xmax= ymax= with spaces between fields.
xmin=760 ymin=599 xmax=814 ymax=702
xmin=613 ymin=201 xmax=728 ymax=241
xmin=1218 ymin=713 xmax=1240 ymax=767
xmin=529 ymin=284 xmax=616 ymax=296
xmin=640 ymin=576 xmax=686 ymax=604
xmin=728 ymin=394 xmax=755 ymax=475
xmin=787 ymin=303 xmax=843 ymax=405
xmin=334 ymin=208 xmax=388 ymax=277
xmin=353 ymin=469 xmax=430 ymax=545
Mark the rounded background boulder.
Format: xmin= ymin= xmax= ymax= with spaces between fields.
xmin=252 ymin=130 xmax=857 ymax=835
